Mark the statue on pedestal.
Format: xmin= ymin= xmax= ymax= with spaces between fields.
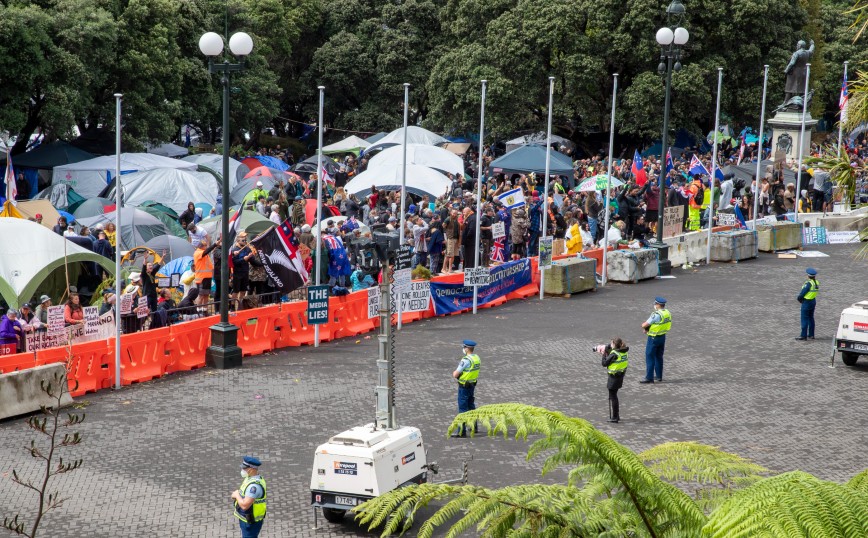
xmin=783 ymin=39 xmax=814 ymax=102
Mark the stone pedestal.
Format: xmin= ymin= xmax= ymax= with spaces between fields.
xmin=768 ymin=111 xmax=818 ymax=164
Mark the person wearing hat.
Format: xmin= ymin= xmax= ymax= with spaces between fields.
xmin=232 ymin=456 xmax=267 ymax=537
xmin=451 ymin=340 xmax=481 ymax=438
xmin=796 ymin=268 xmax=820 ymax=340
xmin=0 ymin=308 xmax=22 ymax=352
xmin=290 ymin=195 xmax=306 ymax=227
xmin=18 ymin=303 xmax=41 ymax=333
xmin=34 ymin=213 xmax=43 ymax=225
xmin=35 ymin=295 xmax=52 ymax=326
xmin=99 ymin=289 xmax=116 ymax=316
xmin=640 ymin=297 xmax=672 ymax=384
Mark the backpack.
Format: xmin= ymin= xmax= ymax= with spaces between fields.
xmin=694 ymin=185 xmax=704 ymax=204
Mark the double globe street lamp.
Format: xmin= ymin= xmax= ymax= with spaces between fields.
xmin=198 ymin=30 xmax=254 ymax=369
xmin=650 ymin=0 xmax=688 ymax=276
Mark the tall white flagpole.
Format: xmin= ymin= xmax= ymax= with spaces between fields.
xmin=602 ymin=74 xmax=618 ymax=286
xmin=752 ymin=65 xmax=769 ymax=228
xmin=472 ymin=80 xmax=487 ymax=314
xmin=397 ymin=83 xmax=409 ymax=330
xmin=314 ymin=86 xmax=324 ymax=347
xmin=114 ymin=93 xmax=123 ymax=390
xmin=706 ymin=67 xmax=723 ymax=264
xmin=795 ymin=64 xmax=811 ymax=223
xmin=539 ymin=76 xmax=554 ymax=300
xmin=838 ymin=61 xmax=849 ymax=210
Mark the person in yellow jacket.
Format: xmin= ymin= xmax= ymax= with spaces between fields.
xmin=640 ymin=297 xmax=671 ymax=384
xmin=600 ymin=338 xmax=628 ymax=423
xmin=564 ymin=218 xmax=583 ymax=254
xmin=452 ymin=340 xmax=481 ymax=438
xmin=232 ymin=456 xmax=267 ymax=537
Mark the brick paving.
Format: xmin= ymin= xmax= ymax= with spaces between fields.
xmin=1 ymin=244 xmax=867 ymax=537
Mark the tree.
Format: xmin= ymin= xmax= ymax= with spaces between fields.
xmin=2 ymin=370 xmax=85 ymax=538
xmin=355 ymin=404 xmax=868 ymax=537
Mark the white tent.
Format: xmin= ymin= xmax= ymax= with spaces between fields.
xmin=505 ymin=132 xmax=573 ymax=153
xmin=344 ymin=163 xmax=452 ymax=198
xmin=0 ymin=218 xmax=115 ymax=308
xmin=181 ymin=153 xmax=249 ymax=191
xmin=368 ymin=144 xmax=465 ymax=176
xmin=367 ymin=126 xmax=448 ymax=152
xmin=53 ymin=153 xmax=197 ymax=198
xmin=322 ymin=135 xmax=371 ymax=156
xmin=104 ymin=168 xmax=218 ymax=214
xmin=77 ymin=208 xmax=173 ymax=251
xmin=147 ymin=142 xmax=189 ymax=158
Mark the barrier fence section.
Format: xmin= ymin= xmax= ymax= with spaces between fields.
xmin=1 ymin=235 xmax=737 ymax=396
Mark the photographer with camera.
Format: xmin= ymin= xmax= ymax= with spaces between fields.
xmin=595 ymin=338 xmax=628 ymax=423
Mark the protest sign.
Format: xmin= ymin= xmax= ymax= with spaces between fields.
xmin=539 ymin=237 xmax=553 ymax=268
xmin=367 ymin=287 xmax=380 ymax=319
xmin=492 ymin=222 xmax=506 ymax=239
xmin=430 ymin=258 xmax=531 ymax=315
xmin=47 ymin=306 xmax=65 ymax=335
xmin=83 ymin=306 xmax=100 ymax=337
xmin=390 ymin=281 xmax=431 ymax=313
xmin=662 ymin=206 xmax=684 ymax=239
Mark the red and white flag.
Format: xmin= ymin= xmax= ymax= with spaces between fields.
xmin=840 ymin=73 xmax=849 ymax=125
xmin=321 ymin=165 xmax=334 ymax=186
xmin=4 ymin=152 xmax=16 ymax=206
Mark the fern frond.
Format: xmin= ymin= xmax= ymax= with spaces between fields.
xmin=702 ymin=471 xmax=868 ymax=538
xmin=847 ymin=469 xmax=868 ymax=493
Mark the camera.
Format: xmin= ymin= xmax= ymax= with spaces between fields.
xmin=592 ymin=344 xmax=611 ymax=355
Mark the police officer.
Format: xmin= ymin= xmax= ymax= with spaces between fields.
xmin=231 ymin=456 xmax=267 ymax=538
xmin=451 ymin=340 xmax=480 ymax=438
xmin=640 ymin=297 xmax=671 ymax=384
xmin=796 ymin=267 xmax=819 ymax=340
xmin=601 ymin=338 xmax=628 ymax=423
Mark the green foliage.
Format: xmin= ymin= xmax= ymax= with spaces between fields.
xmin=354 ymin=404 xmax=868 ymax=538
xmin=411 ymin=264 xmax=431 ymax=280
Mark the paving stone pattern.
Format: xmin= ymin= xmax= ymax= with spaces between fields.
xmin=1 ymin=245 xmax=867 ymax=537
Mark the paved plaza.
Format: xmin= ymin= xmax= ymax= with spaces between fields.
xmin=1 ymin=244 xmax=867 ymax=537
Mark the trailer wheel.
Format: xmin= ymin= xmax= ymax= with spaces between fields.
xmin=841 ymin=352 xmax=859 ymax=367
xmin=322 ymin=508 xmax=346 ymax=523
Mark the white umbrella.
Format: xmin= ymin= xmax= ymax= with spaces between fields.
xmin=368 ymin=144 xmax=464 ymax=176
xmin=345 ymin=164 xmax=452 ymax=199
xmin=311 ymin=215 xmax=370 ymax=235
xmin=366 ymin=126 xmax=448 ymax=152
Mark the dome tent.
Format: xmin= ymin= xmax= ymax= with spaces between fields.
xmin=366 ymin=127 xmax=448 ymax=153
xmin=53 ymin=152 xmax=197 ymax=198
xmin=0 ymin=218 xmax=115 ymax=308
xmin=182 ymin=153 xmax=250 ymax=191
xmin=100 ymin=168 xmax=218 ymax=214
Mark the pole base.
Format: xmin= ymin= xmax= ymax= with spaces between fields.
xmin=649 ymin=242 xmax=672 ymax=276
xmin=205 ymin=322 xmax=243 ymax=369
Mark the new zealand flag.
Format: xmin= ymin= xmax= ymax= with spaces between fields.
xmin=250 ymin=220 xmax=308 ymax=292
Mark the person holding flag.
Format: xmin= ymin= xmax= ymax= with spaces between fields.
xmin=631 ymin=150 xmax=647 ymax=186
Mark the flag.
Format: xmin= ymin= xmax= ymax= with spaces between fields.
xmin=840 ymin=72 xmax=849 ymax=125
xmin=631 ymin=150 xmax=647 ymax=186
xmin=227 ymin=203 xmax=245 ymax=246
xmin=663 ymin=148 xmax=674 ymax=188
xmin=689 ymin=155 xmax=709 ymax=177
xmin=736 ymin=135 xmax=745 ymax=165
xmin=490 ymin=239 xmax=505 ymax=263
xmin=251 ymin=219 xmax=308 ymax=292
xmin=496 ymin=187 xmax=526 ymax=209
xmin=4 ymin=152 xmax=16 ymax=206
xmin=321 ymin=164 xmax=334 ymax=186
xmin=734 ymin=204 xmax=748 ymax=229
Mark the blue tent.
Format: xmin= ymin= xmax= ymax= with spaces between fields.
xmin=255 ymin=155 xmax=289 ymax=171
xmin=489 ymin=144 xmax=574 ymax=176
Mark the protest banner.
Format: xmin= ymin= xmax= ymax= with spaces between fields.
xmin=430 ymin=258 xmax=531 ymax=315
xmin=367 ymin=287 xmax=380 ymax=319
xmin=26 ymin=310 xmax=116 ymax=352
xmin=83 ymin=306 xmax=100 ymax=337
xmin=390 ymin=281 xmax=432 ymax=313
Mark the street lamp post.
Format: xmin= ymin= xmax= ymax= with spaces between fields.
xmin=199 ymin=30 xmax=254 ymax=369
xmin=651 ymin=0 xmax=689 ymax=276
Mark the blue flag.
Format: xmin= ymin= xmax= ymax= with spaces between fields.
xmin=689 ymin=155 xmax=709 ymax=177
xmin=664 ymin=148 xmax=674 ymax=187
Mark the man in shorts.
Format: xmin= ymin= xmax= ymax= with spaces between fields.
xmin=442 ymin=209 xmax=461 ymax=273
xmin=194 ymin=238 xmax=219 ymax=306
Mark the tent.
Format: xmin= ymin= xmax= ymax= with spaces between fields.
xmin=6 ymin=199 xmax=63 ymax=229
xmin=53 ymin=152 xmax=198 ymax=198
xmin=368 ymin=144 xmax=465 ymax=176
xmin=489 ymin=144 xmax=575 ymax=177
xmin=158 ymin=256 xmax=193 ymax=278
xmin=305 ymin=199 xmax=341 ymax=225
xmin=77 ymin=208 xmax=173 ymax=251
xmin=255 ymin=155 xmax=290 ymax=171
xmin=505 ymin=132 xmax=573 ymax=153
xmin=99 ymin=168 xmax=218 ymax=214
xmin=181 ymin=153 xmax=249 ymax=191
xmin=292 ymin=155 xmax=340 ymax=177
xmin=138 ymin=200 xmax=180 ymax=219
xmin=137 ymin=206 xmax=188 ymax=240
xmin=0 ymin=218 xmax=115 ymax=308
xmin=144 ymin=234 xmax=196 ymax=260
xmin=441 ymin=143 xmax=471 ymax=156
xmin=230 ymin=176 xmax=280 ymax=205
xmin=198 ymin=208 xmax=275 ymax=239
xmin=322 ymin=135 xmax=371 ymax=156
xmin=147 ymin=142 xmax=189 ymax=158
xmin=71 ymin=198 xmax=116 ymax=220
xmin=365 ymin=132 xmax=388 ymax=144
xmin=344 ymin=163 xmax=452 ymax=198
xmin=33 ymin=183 xmax=86 ymax=211
xmin=0 ymin=141 xmax=94 ymax=199
xmin=723 ymin=160 xmax=796 ymax=185
xmin=367 ymin=126 xmax=448 ymax=153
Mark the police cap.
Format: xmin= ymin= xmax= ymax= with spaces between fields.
xmin=654 ymin=296 xmax=667 ymax=305
xmin=806 ymin=267 xmax=817 ymax=276
xmin=462 ymin=340 xmax=477 ymax=348
xmin=241 ymin=456 xmax=262 ymax=469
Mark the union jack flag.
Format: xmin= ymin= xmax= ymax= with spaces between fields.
xmin=490 ymin=239 xmax=505 ymax=263
xmin=323 ymin=234 xmax=343 ymax=250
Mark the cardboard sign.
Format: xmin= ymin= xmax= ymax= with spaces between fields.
xmin=83 ymin=306 xmax=100 ymax=337
xmin=662 ymin=206 xmax=684 ymax=239
xmin=390 ymin=281 xmax=431 ymax=313
xmin=26 ymin=310 xmax=116 ymax=352
xmin=157 ymin=277 xmax=171 ymax=288
xmin=135 ymin=305 xmax=150 ymax=319
xmin=306 ymin=285 xmax=330 ymax=325
xmin=393 ymin=268 xmax=411 ymax=293
xmin=170 ymin=273 xmax=181 ymax=287
xmin=802 ymin=226 xmax=828 ymax=245
xmin=367 ymin=287 xmax=380 ymax=319
xmin=120 ymin=293 xmax=135 ymax=315
xmin=395 ymin=246 xmax=413 ymax=271
xmin=464 ymin=267 xmax=491 ymax=286
xmin=47 ymin=305 xmax=65 ymax=335
xmin=717 ymin=213 xmax=738 ymax=226
xmin=539 ymin=237 xmax=553 ymax=268
xmin=492 ymin=222 xmax=506 ymax=239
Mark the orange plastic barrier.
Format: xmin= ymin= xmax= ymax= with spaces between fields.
xmin=272 ymin=301 xmax=333 ymax=347
xmin=120 ymin=327 xmax=171 ymax=385
xmin=63 ymin=339 xmax=113 ymax=397
xmin=333 ymin=292 xmax=377 ymax=338
xmin=0 ymin=351 xmax=38 ymax=374
xmin=231 ymin=304 xmax=280 ymax=357
xmin=165 ymin=315 xmax=216 ymax=373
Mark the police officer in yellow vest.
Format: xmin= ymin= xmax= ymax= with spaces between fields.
xmin=601 ymin=338 xmax=628 ymax=423
xmin=641 ymin=297 xmax=671 ymax=384
xmin=232 ymin=456 xmax=267 ymax=538
xmin=796 ymin=267 xmax=819 ymax=340
xmin=451 ymin=340 xmax=480 ymax=438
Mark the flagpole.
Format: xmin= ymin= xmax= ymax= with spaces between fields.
xmin=602 ymin=74 xmax=618 ymax=287
xmin=314 ymin=86 xmax=324 ymax=348
xmin=113 ymin=93 xmax=123 ymax=390
xmin=795 ymin=64 xmax=811 ymax=224
xmin=472 ymin=79 xmax=487 ymax=314
xmin=397 ymin=83 xmax=409 ymax=330
xmin=539 ymin=76 xmax=554 ymax=301
xmin=706 ymin=67 xmax=723 ymax=265
xmin=838 ymin=61 xmax=848 ymax=158
xmin=752 ymin=65 xmax=769 ymax=229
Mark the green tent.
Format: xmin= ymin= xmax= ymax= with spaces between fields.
xmin=138 ymin=206 xmax=188 ymax=240
xmin=198 ymin=208 xmax=275 ymax=239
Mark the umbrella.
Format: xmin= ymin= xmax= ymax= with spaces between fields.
xmin=71 ymin=197 xmax=115 ymax=219
xmin=57 ymin=210 xmax=76 ymax=223
xmin=344 ymin=163 xmax=452 ymax=198
xmin=158 ymin=256 xmax=193 ymax=278
xmin=577 ymin=174 xmax=625 ymax=192
xmin=255 ymin=155 xmax=289 ymax=171
xmin=144 ymin=234 xmax=196 ymax=260
xmin=292 ymin=155 xmax=340 ymax=177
